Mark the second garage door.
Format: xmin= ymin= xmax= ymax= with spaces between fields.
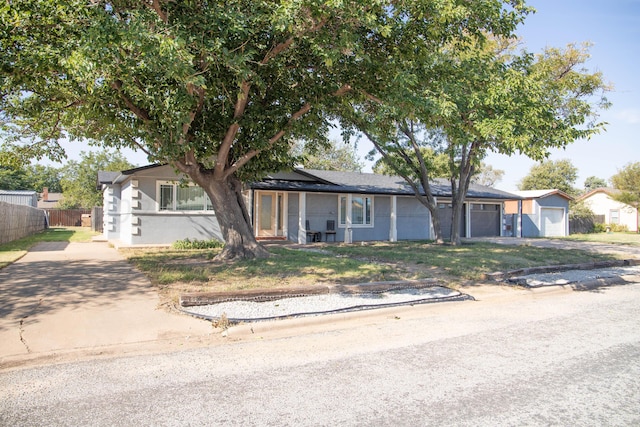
xmin=540 ymin=208 xmax=565 ymax=237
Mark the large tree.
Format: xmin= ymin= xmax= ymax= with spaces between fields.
xmin=610 ymin=162 xmax=640 ymax=232
xmin=356 ymin=39 xmax=609 ymax=244
xmin=60 ymin=150 xmax=135 ymax=208
xmin=0 ymin=0 xmax=530 ymax=259
xmin=518 ymin=159 xmax=579 ymax=196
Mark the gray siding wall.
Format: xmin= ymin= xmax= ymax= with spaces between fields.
xmin=287 ymin=192 xmax=300 ymax=241
xmin=103 ymin=166 xmax=222 ymax=245
xmin=538 ymin=194 xmax=570 ymax=209
xmin=286 ymin=193 xmax=431 ymax=242
xmin=522 ymin=214 xmax=540 ymax=237
xmin=396 ymin=196 xmax=431 ymax=240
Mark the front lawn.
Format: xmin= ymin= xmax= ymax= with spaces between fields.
xmin=123 ymin=240 xmax=620 ymax=303
xmin=560 ymin=232 xmax=640 ymax=246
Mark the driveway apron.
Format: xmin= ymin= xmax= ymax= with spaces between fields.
xmin=0 ymin=241 xmax=211 ymax=364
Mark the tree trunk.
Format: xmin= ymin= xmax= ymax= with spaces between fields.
xmin=450 ymin=190 xmax=466 ymax=245
xmin=205 ymin=175 xmax=270 ymax=260
xmin=179 ymin=165 xmax=270 ymax=260
xmin=449 ymin=146 xmax=476 ymax=246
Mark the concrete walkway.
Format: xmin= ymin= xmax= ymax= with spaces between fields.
xmin=0 ymin=242 xmax=213 ymax=368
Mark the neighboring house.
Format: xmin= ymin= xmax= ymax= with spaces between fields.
xmin=577 ymin=187 xmax=638 ymax=232
xmin=37 ymin=187 xmax=64 ymax=209
xmin=0 ymin=190 xmax=38 ymax=207
xmin=505 ymin=190 xmax=573 ymax=237
xmin=98 ymin=164 xmax=520 ymax=246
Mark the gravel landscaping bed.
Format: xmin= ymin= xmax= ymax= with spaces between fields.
xmin=182 ymin=286 xmax=468 ymax=323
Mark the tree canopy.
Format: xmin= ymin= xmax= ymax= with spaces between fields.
xmin=0 ymin=164 xmax=62 ymax=192
xmin=59 ymin=150 xmax=135 ymax=208
xmin=610 ymin=162 xmax=640 ymax=208
xmin=350 ymin=37 xmax=609 ymax=243
xmin=1 ymin=0 xmax=533 ymax=258
xmin=518 ymin=159 xmax=579 ymax=195
xmin=583 ymin=176 xmax=608 ymax=193
xmin=292 ymin=140 xmax=363 ymax=172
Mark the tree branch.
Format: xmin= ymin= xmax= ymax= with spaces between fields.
xmin=111 ymin=80 xmax=152 ymax=123
xmin=225 ymin=103 xmax=312 ymax=177
xmin=146 ymin=0 xmax=168 ymax=24
xmin=179 ymin=84 xmax=206 ymax=145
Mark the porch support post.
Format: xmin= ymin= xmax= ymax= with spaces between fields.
xmin=517 ymin=199 xmax=523 ymax=238
xmin=298 ymin=192 xmax=307 ymax=244
xmin=283 ymin=192 xmax=288 ymax=240
xmin=430 ymin=197 xmax=437 ymax=240
xmin=389 ymin=195 xmax=397 ymax=242
xmin=344 ymin=194 xmax=352 ymax=243
xmin=465 ymin=203 xmax=471 ymax=238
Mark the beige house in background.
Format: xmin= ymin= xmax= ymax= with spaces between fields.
xmin=577 ymin=188 xmax=638 ymax=232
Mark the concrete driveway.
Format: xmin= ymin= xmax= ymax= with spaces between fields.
xmin=0 ymin=241 xmax=214 ymax=369
xmin=468 ymin=236 xmax=640 ymax=258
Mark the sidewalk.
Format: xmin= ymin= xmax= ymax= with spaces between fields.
xmin=0 ymin=241 xmax=213 ymax=369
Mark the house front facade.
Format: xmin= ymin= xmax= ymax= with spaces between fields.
xmin=577 ymin=188 xmax=638 ymax=232
xmin=251 ymin=169 xmax=519 ymax=244
xmin=99 ymin=164 xmax=520 ymax=246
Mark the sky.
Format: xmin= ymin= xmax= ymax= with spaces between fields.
xmin=48 ymin=0 xmax=639 ymax=193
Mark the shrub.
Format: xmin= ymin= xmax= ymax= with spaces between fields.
xmin=172 ymin=238 xmax=224 ymax=250
xmin=593 ymin=223 xmax=629 ymax=233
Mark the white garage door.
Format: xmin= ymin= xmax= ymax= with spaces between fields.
xmin=540 ymin=208 xmax=565 ymax=237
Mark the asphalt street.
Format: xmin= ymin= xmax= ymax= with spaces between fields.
xmin=2 ymin=278 xmax=639 ymax=426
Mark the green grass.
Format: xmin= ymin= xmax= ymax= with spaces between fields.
xmin=124 ymin=246 xmax=405 ymax=291
xmin=0 ymin=227 xmax=97 ymax=268
xmin=323 ymin=241 xmax=618 ymax=281
xmin=559 ymin=232 xmax=640 ymax=246
xmin=123 ymin=240 xmax=621 ymax=297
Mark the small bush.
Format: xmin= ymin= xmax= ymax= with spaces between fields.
xmin=609 ymin=223 xmax=629 ymax=232
xmin=172 ymin=238 xmax=224 ymax=250
xmin=593 ymin=223 xmax=629 ymax=233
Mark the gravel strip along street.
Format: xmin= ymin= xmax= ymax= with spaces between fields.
xmin=509 ymin=265 xmax=640 ymax=287
xmin=183 ymin=286 xmax=467 ymax=322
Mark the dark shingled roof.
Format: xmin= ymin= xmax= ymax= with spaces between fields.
xmin=252 ymin=169 xmax=520 ymax=200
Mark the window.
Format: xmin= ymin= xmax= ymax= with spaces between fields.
xmin=610 ymin=209 xmax=620 ymax=224
xmin=158 ymin=181 xmax=214 ymax=212
xmin=339 ymin=195 xmax=373 ymax=227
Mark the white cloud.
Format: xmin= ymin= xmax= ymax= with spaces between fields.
xmin=615 ymin=109 xmax=640 ymax=124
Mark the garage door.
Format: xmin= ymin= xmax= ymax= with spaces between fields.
xmin=470 ymin=204 xmax=500 ymax=237
xmin=541 ymin=208 xmax=565 ymax=237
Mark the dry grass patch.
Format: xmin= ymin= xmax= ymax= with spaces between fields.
xmin=122 ymin=239 xmax=622 ymax=307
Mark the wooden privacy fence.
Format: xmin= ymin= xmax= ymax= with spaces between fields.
xmin=91 ymin=207 xmax=103 ymax=233
xmin=44 ymin=209 xmax=91 ymax=227
xmin=0 ymin=201 xmax=47 ymax=244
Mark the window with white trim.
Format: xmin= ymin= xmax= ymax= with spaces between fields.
xmin=157 ymin=181 xmax=214 ymax=212
xmin=610 ymin=209 xmax=620 ymax=224
xmin=339 ymin=195 xmax=373 ymax=227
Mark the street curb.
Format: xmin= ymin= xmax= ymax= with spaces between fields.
xmin=482 ymin=259 xmax=640 ymax=282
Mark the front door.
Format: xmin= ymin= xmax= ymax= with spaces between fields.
xmin=257 ymin=192 xmax=284 ymax=237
